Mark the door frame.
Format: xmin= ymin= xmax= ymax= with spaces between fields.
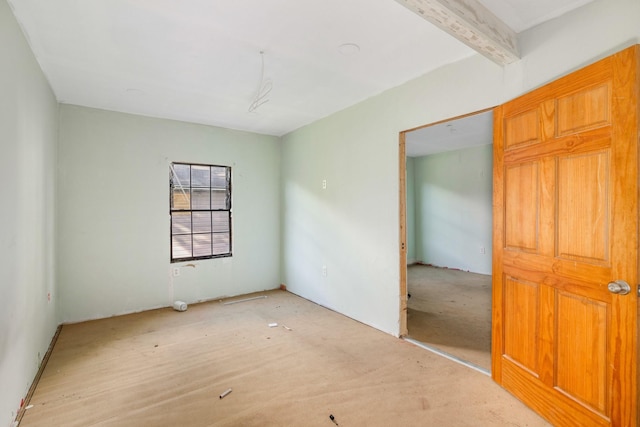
xmin=398 ymin=107 xmax=496 ymax=338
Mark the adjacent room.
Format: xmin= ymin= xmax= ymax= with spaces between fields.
xmin=404 ymin=111 xmax=493 ymax=373
xmin=2 ymin=0 xmax=640 ymax=426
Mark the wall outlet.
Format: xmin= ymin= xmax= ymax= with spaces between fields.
xmin=322 ymin=265 xmax=327 ymax=277
xmin=479 ymin=246 xmax=486 ymax=254
xmin=322 ymin=179 xmax=327 ymax=190
xmin=172 ymin=267 xmax=180 ymax=277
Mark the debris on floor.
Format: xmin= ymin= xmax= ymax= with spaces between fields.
xmin=172 ymin=301 xmax=187 ymax=312
xmin=223 ymin=295 xmax=267 ymax=305
xmin=219 ymin=388 xmax=232 ymax=399
xmin=268 ymin=323 xmax=278 ymax=328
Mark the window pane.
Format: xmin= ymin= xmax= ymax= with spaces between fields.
xmin=211 ymin=189 xmax=228 ymax=209
xmin=172 ymin=235 xmax=192 ymax=259
xmin=172 ymin=188 xmax=190 ymax=210
xmin=193 ymin=233 xmax=212 ymax=257
xmin=172 ymin=212 xmax=191 ymax=234
xmin=172 ymin=164 xmax=191 ymax=187
xmin=211 ymin=166 xmax=227 ymax=188
xmin=213 ymin=233 xmax=230 ymax=255
xmin=212 ymin=211 xmax=230 ymax=233
xmin=191 ymin=165 xmax=210 ymax=187
xmin=192 ymin=211 xmax=212 ymax=233
xmin=192 ymin=188 xmax=210 ymax=209
xmin=170 ymin=163 xmax=231 ymax=262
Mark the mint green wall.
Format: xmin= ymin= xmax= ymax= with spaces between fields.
xmin=413 ymin=145 xmax=493 ymax=274
xmin=405 ymin=157 xmax=416 ymax=264
xmin=0 ymin=1 xmax=59 ymax=424
xmin=57 ymin=106 xmax=281 ymax=323
xmin=281 ymin=0 xmax=640 ymax=336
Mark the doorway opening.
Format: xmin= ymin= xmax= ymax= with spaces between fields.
xmin=399 ymin=109 xmax=494 ymax=373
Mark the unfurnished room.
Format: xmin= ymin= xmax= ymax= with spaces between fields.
xmin=2 ymin=1 xmax=640 ymax=426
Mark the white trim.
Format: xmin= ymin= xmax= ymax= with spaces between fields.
xmin=403 ymin=337 xmax=490 ymax=376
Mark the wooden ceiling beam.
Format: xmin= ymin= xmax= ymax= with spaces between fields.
xmin=395 ymin=0 xmax=519 ymax=65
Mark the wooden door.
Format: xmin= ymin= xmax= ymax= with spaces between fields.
xmin=492 ymin=45 xmax=639 ymax=426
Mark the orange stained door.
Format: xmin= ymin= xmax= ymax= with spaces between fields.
xmin=492 ymin=45 xmax=639 ymax=426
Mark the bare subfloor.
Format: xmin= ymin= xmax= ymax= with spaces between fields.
xmin=407 ymin=264 xmax=492 ymax=372
xmin=20 ymin=290 xmax=549 ymax=426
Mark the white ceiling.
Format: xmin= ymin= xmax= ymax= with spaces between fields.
xmin=405 ymin=110 xmax=493 ymax=157
xmin=478 ymin=0 xmax=594 ymax=33
xmin=8 ymin=0 xmax=593 ymax=137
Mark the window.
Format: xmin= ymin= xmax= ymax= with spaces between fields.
xmin=170 ymin=163 xmax=232 ymax=261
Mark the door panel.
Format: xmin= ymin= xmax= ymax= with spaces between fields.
xmin=504 ymin=162 xmax=539 ymax=252
xmin=503 ymin=277 xmax=539 ymax=373
xmin=556 ymin=83 xmax=611 ymax=136
xmin=555 ymin=291 xmax=609 ymax=414
xmin=505 ymin=109 xmax=541 ymax=148
xmin=493 ymin=45 xmax=638 ymax=426
xmin=557 ymin=150 xmax=610 ymax=263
